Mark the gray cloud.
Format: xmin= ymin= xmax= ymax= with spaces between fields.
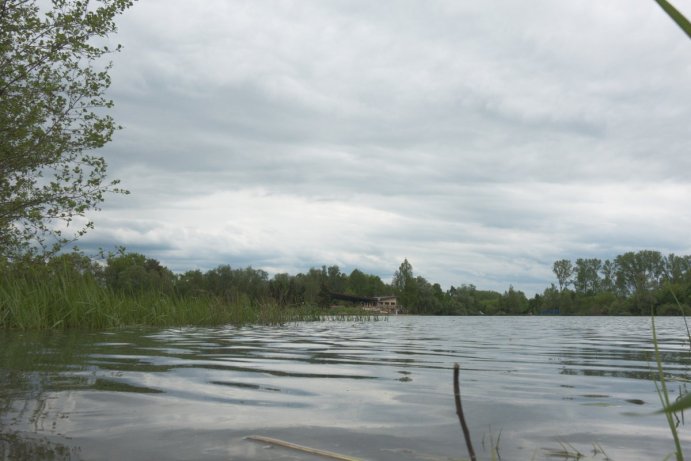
xmin=83 ymin=0 xmax=691 ymax=294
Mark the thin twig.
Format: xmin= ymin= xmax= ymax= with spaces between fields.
xmin=454 ymin=363 xmax=477 ymax=461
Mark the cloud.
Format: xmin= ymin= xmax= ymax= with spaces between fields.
xmin=83 ymin=0 xmax=691 ymax=295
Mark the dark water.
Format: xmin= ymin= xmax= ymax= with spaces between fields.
xmin=1 ymin=316 xmax=689 ymax=460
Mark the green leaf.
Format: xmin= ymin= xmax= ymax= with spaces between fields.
xmin=654 ymin=0 xmax=691 ymax=39
xmin=659 ymin=392 xmax=691 ymax=414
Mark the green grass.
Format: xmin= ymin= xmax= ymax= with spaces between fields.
xmin=0 ymin=266 xmax=325 ymax=330
xmin=652 ymin=312 xmax=689 ymax=461
xmin=654 ymin=0 xmax=691 ymax=39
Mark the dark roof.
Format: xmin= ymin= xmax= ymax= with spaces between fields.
xmin=328 ymin=292 xmax=377 ymax=303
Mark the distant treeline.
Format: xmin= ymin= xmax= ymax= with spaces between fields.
xmin=540 ymin=251 xmax=691 ymax=315
xmin=393 ymin=252 xmax=691 ymax=316
xmin=1 ymin=249 xmax=689 ymax=322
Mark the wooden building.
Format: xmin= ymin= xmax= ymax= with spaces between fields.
xmin=372 ymin=296 xmax=398 ymax=314
xmin=329 ymin=293 xmax=399 ymax=314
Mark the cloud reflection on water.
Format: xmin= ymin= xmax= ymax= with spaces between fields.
xmin=0 ymin=316 xmax=689 ymax=460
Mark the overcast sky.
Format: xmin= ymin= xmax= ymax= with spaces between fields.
xmin=81 ymin=0 xmax=691 ymax=295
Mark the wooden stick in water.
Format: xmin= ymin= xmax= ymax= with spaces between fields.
xmin=453 ymin=363 xmax=477 ymax=461
xmin=245 ymin=435 xmax=364 ymax=461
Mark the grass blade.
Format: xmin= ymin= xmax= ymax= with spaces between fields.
xmin=659 ymin=392 xmax=691 ymax=415
xmin=652 ymin=315 xmax=685 ymax=461
xmin=654 ymin=0 xmax=691 ymax=39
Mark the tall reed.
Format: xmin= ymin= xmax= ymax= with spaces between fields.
xmin=652 ymin=315 xmax=685 ymax=461
xmin=0 ymin=264 xmax=321 ymax=330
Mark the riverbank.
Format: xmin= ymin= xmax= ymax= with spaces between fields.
xmin=2 ymin=250 xmax=690 ymax=330
xmin=0 ymin=268 xmax=316 ymax=330
xmin=0 ymin=262 xmax=392 ymax=329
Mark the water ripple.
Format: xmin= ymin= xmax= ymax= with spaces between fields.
xmin=1 ymin=316 xmax=689 ymax=460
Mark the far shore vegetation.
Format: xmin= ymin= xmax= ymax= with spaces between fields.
xmin=1 ymin=248 xmax=690 ymax=330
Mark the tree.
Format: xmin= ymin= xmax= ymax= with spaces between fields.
xmin=552 ymin=259 xmax=574 ymax=291
xmin=175 ymin=269 xmax=206 ymax=298
xmin=0 ymin=0 xmax=133 ymax=257
xmin=269 ymin=273 xmax=304 ymax=306
xmin=614 ymin=250 xmax=665 ymax=314
xmin=47 ymin=249 xmax=102 ymax=277
xmin=447 ymin=284 xmax=480 ymax=315
xmin=347 ymin=268 xmax=368 ymax=296
xmin=324 ymin=265 xmax=347 ymax=293
xmin=615 ymin=251 xmax=665 ymax=296
xmin=392 ymin=258 xmax=415 ymax=308
xmin=498 ymin=285 xmax=529 ymax=315
xmin=600 ymin=259 xmax=616 ymax=293
xmin=663 ymin=253 xmax=691 ymax=284
xmin=574 ymin=258 xmax=602 ymax=295
xmin=540 ymin=283 xmax=575 ymax=315
xmin=104 ymin=251 xmax=174 ymax=294
xmin=409 ymin=276 xmax=442 ymax=314
xmin=296 ymin=268 xmax=325 ymax=304
xmin=392 ymin=258 xmax=413 ymax=291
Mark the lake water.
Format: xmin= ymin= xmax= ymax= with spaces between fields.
xmin=1 ymin=316 xmax=689 ymax=460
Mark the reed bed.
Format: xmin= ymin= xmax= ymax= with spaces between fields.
xmin=0 ymin=266 xmax=325 ymax=330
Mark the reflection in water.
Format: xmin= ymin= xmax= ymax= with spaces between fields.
xmin=0 ymin=431 xmax=79 ymax=460
xmin=0 ymin=317 xmax=689 ymax=460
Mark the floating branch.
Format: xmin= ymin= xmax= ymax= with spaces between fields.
xmin=245 ymin=435 xmax=363 ymax=461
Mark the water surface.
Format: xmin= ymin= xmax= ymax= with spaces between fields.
xmin=1 ymin=316 xmax=689 ymax=460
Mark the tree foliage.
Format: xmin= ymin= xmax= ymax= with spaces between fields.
xmin=552 ymin=259 xmax=574 ymax=291
xmin=0 ymin=0 xmax=132 ymax=257
xmin=5 ymin=247 xmax=691 ymax=319
xmin=574 ymin=258 xmax=601 ymax=295
xmin=104 ymin=250 xmax=174 ymax=294
xmin=535 ymin=251 xmax=691 ymax=315
xmin=392 ymin=258 xmax=415 ymax=307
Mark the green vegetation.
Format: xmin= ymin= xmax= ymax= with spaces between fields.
xmin=390 ymin=253 xmax=691 ymax=316
xmin=654 ymin=0 xmax=691 ymax=39
xmin=0 ymin=251 xmax=326 ymax=329
xmin=533 ymin=251 xmax=691 ymax=316
xmin=1 ymin=0 xmax=132 ymax=258
xmin=2 ymin=249 xmax=691 ymax=330
xmin=652 ymin=316 xmax=685 ymax=461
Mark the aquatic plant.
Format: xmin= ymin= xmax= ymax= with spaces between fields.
xmin=654 ymin=0 xmax=691 ymax=39
xmin=0 ymin=263 xmax=327 ymax=330
xmin=652 ymin=299 xmax=691 ymax=461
